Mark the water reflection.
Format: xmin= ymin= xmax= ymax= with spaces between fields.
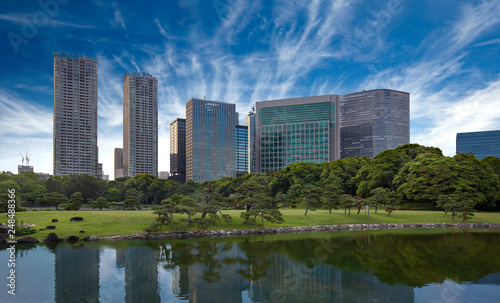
xmin=1 ymin=230 xmax=500 ymax=302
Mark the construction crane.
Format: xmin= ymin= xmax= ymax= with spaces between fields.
xmin=19 ymin=151 xmax=31 ymax=166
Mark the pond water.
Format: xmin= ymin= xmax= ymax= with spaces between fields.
xmin=1 ymin=229 xmax=500 ymax=302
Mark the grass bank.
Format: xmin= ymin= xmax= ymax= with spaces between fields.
xmin=6 ymin=209 xmax=500 ymax=240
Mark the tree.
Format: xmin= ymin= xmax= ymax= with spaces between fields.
xmin=92 ymin=197 xmax=109 ymax=211
xmin=340 ymin=194 xmax=355 ymax=215
xmin=394 ymin=153 xmax=486 ymax=206
xmin=384 ymin=191 xmax=398 ymax=216
xmin=321 ymin=181 xmax=343 ymax=213
xmin=66 ymin=192 xmax=84 ymax=210
xmin=234 ymin=180 xmax=268 ymax=211
xmin=104 ymin=188 xmax=122 ymax=202
xmin=438 ymin=191 xmax=476 ymax=222
xmin=301 ymin=185 xmax=322 ymax=216
xmin=354 ymin=150 xmax=410 ymax=197
xmin=0 ymin=180 xmax=21 ymax=213
xmin=240 ymin=202 xmax=284 ymax=226
xmin=124 ymin=195 xmax=141 ymax=210
xmin=275 ymin=192 xmax=288 ymax=209
xmin=286 ymin=184 xmax=303 ymax=208
xmin=43 ymin=192 xmax=68 ymax=210
xmin=369 ymin=187 xmax=392 ymax=214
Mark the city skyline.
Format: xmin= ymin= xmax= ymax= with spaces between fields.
xmin=1 ymin=0 xmax=499 ymax=177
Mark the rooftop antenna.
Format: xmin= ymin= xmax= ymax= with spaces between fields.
xmin=19 ymin=152 xmax=25 ymax=166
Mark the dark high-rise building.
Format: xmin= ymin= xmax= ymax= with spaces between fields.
xmin=114 ymin=148 xmax=123 ymax=179
xmin=456 ymin=130 xmax=500 ymax=159
xmin=236 ymin=125 xmax=249 ymax=177
xmin=186 ymin=98 xmax=237 ymax=183
xmin=169 ymin=118 xmax=186 ymax=184
xmin=123 ymin=72 xmax=158 ymax=177
xmin=340 ymin=89 xmax=410 ymax=159
xmin=53 ymin=52 xmax=99 ymax=176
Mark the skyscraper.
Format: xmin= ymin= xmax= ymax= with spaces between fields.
xmin=255 ymin=95 xmax=340 ymax=174
xmin=244 ymin=112 xmax=256 ymax=173
xmin=186 ymin=98 xmax=237 ymax=183
xmin=236 ymin=125 xmax=249 ymax=177
xmin=169 ymin=118 xmax=186 ymax=184
xmin=456 ymin=130 xmax=500 ymax=159
xmin=123 ymin=72 xmax=158 ymax=177
xmin=255 ymin=89 xmax=409 ymax=173
xmin=114 ymin=148 xmax=123 ymax=179
xmin=340 ymin=89 xmax=410 ymax=158
xmin=53 ymin=52 xmax=99 ymax=176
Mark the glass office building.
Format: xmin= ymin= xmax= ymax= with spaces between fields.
xmin=456 ymin=130 xmax=500 ymax=159
xmin=236 ymin=125 xmax=249 ymax=177
xmin=340 ymin=89 xmax=410 ymax=159
xmin=186 ymin=98 xmax=237 ymax=183
xmin=169 ymin=118 xmax=186 ymax=184
xmin=256 ymin=95 xmax=340 ymax=174
xmin=255 ymin=90 xmax=409 ymax=173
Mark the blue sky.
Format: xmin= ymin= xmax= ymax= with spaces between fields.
xmin=0 ymin=0 xmax=499 ymax=177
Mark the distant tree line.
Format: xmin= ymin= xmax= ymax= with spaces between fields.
xmin=1 ymin=144 xmax=499 ymax=219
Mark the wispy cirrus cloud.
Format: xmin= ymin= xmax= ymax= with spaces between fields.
xmin=0 ymin=13 xmax=94 ymax=28
xmin=0 ymin=89 xmax=53 ymax=173
xmin=360 ymin=0 xmax=500 ymax=155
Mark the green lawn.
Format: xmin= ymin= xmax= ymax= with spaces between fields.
xmin=6 ymin=209 xmax=500 ymax=240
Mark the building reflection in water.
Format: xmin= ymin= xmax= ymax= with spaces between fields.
xmin=54 ymin=244 xmax=100 ymax=303
xmin=124 ymin=246 xmax=160 ymax=303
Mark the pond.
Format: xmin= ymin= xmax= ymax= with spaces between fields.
xmin=1 ymin=229 xmax=500 ymax=302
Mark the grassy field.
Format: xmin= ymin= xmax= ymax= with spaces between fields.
xmin=5 ymin=209 xmax=500 ymax=240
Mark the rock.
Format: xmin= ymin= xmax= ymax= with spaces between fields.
xmin=82 ymin=236 xmax=90 ymax=241
xmin=66 ymin=236 xmax=79 ymax=242
xmin=79 ymin=230 xmax=85 ymax=233
xmin=44 ymin=233 xmax=63 ymax=243
xmin=46 ymin=226 xmax=56 ymax=230
xmin=0 ymin=238 xmax=7 ymax=244
xmin=0 ymin=227 xmax=8 ymax=234
xmin=52 ymin=219 xmax=58 ymax=222
xmin=17 ymin=237 xmax=39 ymax=244
xmin=70 ymin=217 xmax=84 ymax=221
xmin=89 ymin=235 xmax=99 ymax=242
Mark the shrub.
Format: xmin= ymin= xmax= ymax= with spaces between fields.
xmin=31 ymin=209 xmax=39 ymax=211
xmin=44 ymin=208 xmax=52 ymax=211
xmin=15 ymin=225 xmax=37 ymax=235
xmin=59 ymin=204 xmax=67 ymax=209
xmin=18 ymin=207 xmax=27 ymax=212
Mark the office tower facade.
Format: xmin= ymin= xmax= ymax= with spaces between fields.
xmin=255 ymin=95 xmax=340 ymax=174
xmin=114 ymin=148 xmax=123 ymax=179
xmin=255 ymin=90 xmax=410 ymax=173
xmin=236 ymin=125 xmax=249 ymax=177
xmin=169 ymin=118 xmax=186 ymax=184
xmin=456 ymin=130 xmax=500 ymax=159
xmin=123 ymin=72 xmax=158 ymax=177
xmin=340 ymin=89 xmax=410 ymax=159
xmin=186 ymin=98 xmax=237 ymax=183
xmin=244 ymin=113 xmax=256 ymax=173
xmin=53 ymin=52 xmax=99 ymax=176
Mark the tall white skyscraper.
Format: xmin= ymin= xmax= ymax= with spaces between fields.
xmin=53 ymin=52 xmax=99 ymax=176
xmin=123 ymin=72 xmax=158 ymax=177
